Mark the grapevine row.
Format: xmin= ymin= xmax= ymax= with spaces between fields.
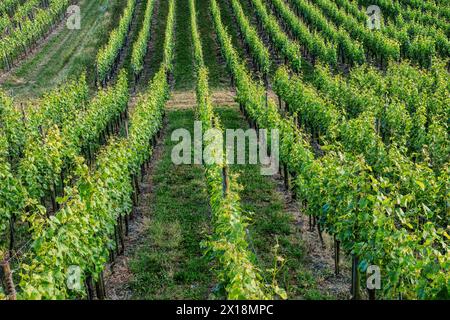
xmin=96 ymin=0 xmax=136 ymax=85
xmin=0 ymin=74 xmax=89 ymax=166
xmin=162 ymin=0 xmax=176 ymax=72
xmin=0 ymin=0 xmax=49 ymax=36
xmin=190 ymin=0 xmax=204 ymax=67
xmin=269 ymin=0 xmax=337 ymax=66
xmin=318 ymin=0 xmax=449 ymax=68
xmin=363 ymin=0 xmax=450 ymax=65
xmin=249 ymin=0 xmax=302 ymax=71
xmin=19 ymin=72 xmax=128 ymax=209
xmin=273 ymin=66 xmax=448 ymax=298
xmin=131 ymin=0 xmax=155 ymax=79
xmin=0 ymin=0 xmax=21 ymax=15
xmin=333 ymin=0 xmax=367 ymax=23
xmin=374 ymin=0 xmax=450 ymax=23
xmin=211 ymin=0 xmax=448 ymax=299
xmin=0 ymin=91 xmax=27 ymax=163
xmin=307 ymin=59 xmax=449 ymax=168
xmin=192 ymin=0 xmax=273 ymax=299
xmin=274 ymin=64 xmax=447 ymax=185
xmin=244 ymin=0 xmax=448 ymax=164
xmin=229 ymin=0 xmax=270 ymax=75
xmin=17 ymin=0 xmax=176 ymax=298
xmin=197 ymin=70 xmax=274 ymax=299
xmin=0 ymin=72 xmax=129 ymax=266
xmin=222 ymin=0 xmax=447 ymax=167
xmin=288 ymin=0 xmax=365 ymax=65
xmin=0 ymin=0 xmax=70 ymax=71
xmin=18 ymin=68 xmax=167 ymax=299
xmin=0 ymin=132 xmax=24 ymax=255
xmin=311 ymin=0 xmax=400 ymax=66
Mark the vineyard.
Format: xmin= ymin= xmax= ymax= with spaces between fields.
xmin=0 ymin=0 xmax=448 ymax=301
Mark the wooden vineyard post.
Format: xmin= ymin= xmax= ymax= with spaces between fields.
xmin=265 ymin=90 xmax=268 ymax=109
xmin=291 ymin=172 xmax=297 ymax=200
xmin=351 ymin=255 xmax=361 ymax=300
xmin=334 ymin=236 xmax=340 ymax=275
xmin=118 ymin=216 xmax=125 ymax=254
xmin=141 ymin=164 xmax=145 ymax=182
xmin=1 ymin=253 xmax=17 ymax=300
xmin=283 ymin=163 xmax=289 ymax=190
xmin=125 ymin=214 xmax=130 ymax=236
xmin=317 ymin=223 xmax=325 ymax=248
xmin=109 ymin=249 xmax=115 ymax=264
xmin=135 ymin=174 xmax=141 ymax=195
xmin=95 ymin=272 xmax=106 ymax=300
xmin=114 ymin=225 xmax=120 ymax=256
xmin=132 ymin=183 xmax=138 ymax=207
xmin=85 ymin=275 xmax=95 ymax=300
xmin=132 ymin=174 xmax=140 ymax=206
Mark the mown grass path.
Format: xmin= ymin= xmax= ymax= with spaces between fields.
xmin=173 ymin=0 xmax=229 ymax=91
xmin=129 ymin=108 xmax=215 ymax=300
